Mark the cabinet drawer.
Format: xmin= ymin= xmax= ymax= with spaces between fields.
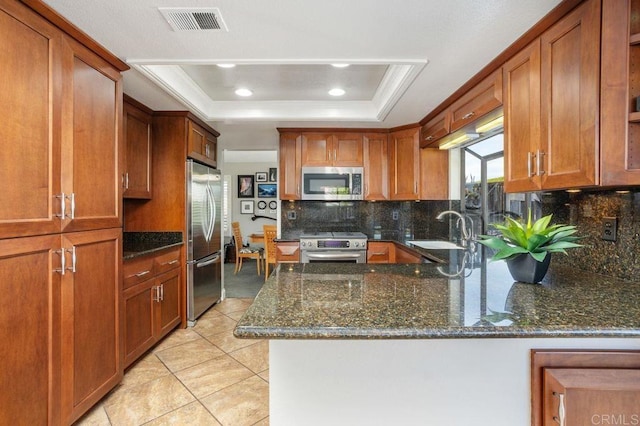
xmin=123 ymin=256 xmax=154 ymax=289
xmin=450 ymin=69 xmax=503 ymax=132
xmin=276 ymin=242 xmax=300 ymax=263
xmin=367 ymin=242 xmax=392 ymax=263
xmin=153 ymin=247 xmax=181 ymax=274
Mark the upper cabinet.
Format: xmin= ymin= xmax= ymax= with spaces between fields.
xmin=363 ymin=133 xmax=389 ymax=200
xmin=301 ymin=132 xmax=363 ymax=167
xmin=279 ymin=132 xmax=302 ymax=200
xmin=504 ymin=0 xmax=600 ymax=192
xmin=420 ymin=110 xmax=450 ymax=148
xmin=389 ymin=127 xmax=421 ymax=200
xmin=188 ymin=119 xmax=218 ymax=168
xmin=123 ymin=95 xmax=153 ymax=199
xmin=0 ymin=1 xmax=124 ymax=239
xmin=420 ymin=149 xmax=449 ymax=200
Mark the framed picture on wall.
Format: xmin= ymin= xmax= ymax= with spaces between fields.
xmin=269 ymin=167 xmax=277 ymax=182
xmin=238 ymin=175 xmax=254 ymax=198
xmin=240 ymin=200 xmax=254 ymax=214
xmin=257 ymin=183 xmax=277 ymax=198
xmin=256 ymin=172 xmax=268 ymax=182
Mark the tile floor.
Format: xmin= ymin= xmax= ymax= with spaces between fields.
xmin=75 ymin=298 xmax=268 ymax=426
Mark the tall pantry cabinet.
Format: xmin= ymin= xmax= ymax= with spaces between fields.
xmin=0 ymin=1 xmax=128 ymax=424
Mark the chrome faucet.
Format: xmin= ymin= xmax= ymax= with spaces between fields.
xmin=436 ymin=210 xmax=473 ymax=247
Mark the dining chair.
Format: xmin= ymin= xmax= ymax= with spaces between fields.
xmin=231 ymin=222 xmax=263 ymax=275
xmin=263 ymin=224 xmax=278 ymax=281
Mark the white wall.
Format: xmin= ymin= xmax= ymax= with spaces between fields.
xmin=221 ymin=152 xmax=278 ymax=242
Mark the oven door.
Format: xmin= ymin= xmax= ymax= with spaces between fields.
xmin=301 ymin=250 xmax=366 ymax=263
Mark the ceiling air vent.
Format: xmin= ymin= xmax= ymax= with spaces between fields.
xmin=159 ymin=8 xmax=228 ymax=31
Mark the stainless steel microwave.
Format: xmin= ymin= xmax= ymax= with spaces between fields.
xmin=301 ymin=166 xmax=364 ymax=200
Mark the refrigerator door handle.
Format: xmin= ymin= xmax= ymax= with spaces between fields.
xmin=196 ymin=254 xmax=220 ymax=268
xmin=206 ymin=181 xmax=216 ymax=242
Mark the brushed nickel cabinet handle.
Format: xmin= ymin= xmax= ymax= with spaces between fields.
xmin=135 ymin=270 xmax=151 ymax=277
xmin=462 ymin=111 xmax=475 ymax=120
xmin=425 ymin=135 xmax=434 ymax=141
xmin=552 ymin=392 xmax=565 ymax=426
xmin=537 ymin=149 xmax=545 ymax=176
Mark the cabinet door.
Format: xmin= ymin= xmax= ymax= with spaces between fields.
xmin=279 ymin=133 xmax=302 ymax=200
xmin=60 ymin=228 xmax=122 ymax=424
xmin=540 ymin=0 xmax=600 ymax=189
xmin=60 ymin=35 xmax=123 ymax=233
xmin=450 ymin=69 xmax=502 ymax=133
xmin=0 ymin=234 xmax=61 ymax=425
xmin=204 ymin=133 xmax=217 ymax=167
xmin=420 ymin=149 xmax=449 ymax=200
xmin=187 ymin=119 xmax=206 ymax=158
xmin=123 ymin=99 xmax=152 ymax=199
xmin=363 ymin=133 xmax=389 ymax=200
xmin=301 ymin=133 xmax=333 ymax=166
xmin=333 ymin=133 xmax=364 ymax=166
xmin=503 ymin=39 xmax=542 ymax=192
xmin=123 ymin=279 xmax=154 ymax=368
xmin=389 ymin=128 xmax=420 ymax=200
xmin=156 ymin=268 xmax=181 ymax=338
xmin=420 ymin=110 xmax=450 ymax=148
xmin=0 ymin=4 xmax=62 ymax=239
xmin=544 ymin=369 xmax=640 ymax=426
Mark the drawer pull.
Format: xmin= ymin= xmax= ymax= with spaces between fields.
xmin=462 ymin=111 xmax=475 ymax=120
xmin=163 ymin=259 xmax=179 ymax=266
xmin=135 ymin=270 xmax=151 ymax=277
xmin=552 ymin=392 xmax=565 ymax=426
xmin=371 ymin=252 xmax=387 ymax=256
xmin=425 ymin=135 xmax=434 ymax=141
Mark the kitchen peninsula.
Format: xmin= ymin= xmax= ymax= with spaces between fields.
xmin=235 ymin=249 xmax=640 ymax=425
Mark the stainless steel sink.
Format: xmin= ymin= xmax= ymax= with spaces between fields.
xmin=406 ymin=240 xmax=464 ymax=250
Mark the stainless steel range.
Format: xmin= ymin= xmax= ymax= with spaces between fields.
xmin=299 ymin=232 xmax=368 ymax=263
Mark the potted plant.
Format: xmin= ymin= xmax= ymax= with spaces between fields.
xmin=477 ymin=213 xmax=583 ymax=283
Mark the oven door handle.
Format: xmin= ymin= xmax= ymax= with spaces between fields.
xmin=305 ymin=252 xmax=363 ymax=260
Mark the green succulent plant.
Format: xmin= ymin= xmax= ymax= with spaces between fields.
xmin=477 ymin=213 xmax=583 ymax=262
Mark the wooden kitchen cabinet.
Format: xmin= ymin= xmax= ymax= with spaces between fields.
xmin=363 ymin=132 xmax=389 ymax=200
xmin=420 ymin=109 xmax=450 ymax=148
xmin=449 ymin=69 xmax=502 ymax=133
xmin=188 ymin=119 xmax=218 ymax=167
xmin=123 ymin=95 xmax=153 ymax=199
xmin=276 ymin=241 xmax=300 ymax=263
xmin=420 ymin=148 xmax=449 ymax=200
xmin=301 ymin=132 xmax=363 ymax=167
xmin=0 ymin=234 xmax=61 ymax=425
xmin=60 ymin=227 xmax=122 ymax=424
xmin=367 ymin=241 xmax=394 ymax=263
xmin=531 ymin=349 xmax=640 ymax=426
xmin=123 ymin=247 xmax=181 ymax=368
xmin=279 ymin=132 xmax=302 ymax=200
xmin=504 ymin=0 xmax=600 ymax=192
xmin=389 ymin=127 xmax=421 ymax=200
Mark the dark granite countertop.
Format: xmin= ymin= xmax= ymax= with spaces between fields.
xmin=234 ymin=248 xmax=640 ymax=339
xmin=123 ymin=232 xmax=183 ymax=260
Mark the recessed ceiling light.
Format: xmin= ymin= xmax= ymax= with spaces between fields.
xmin=331 ymin=64 xmax=350 ymax=68
xmin=235 ymin=88 xmax=253 ymax=97
xmin=217 ymin=63 xmax=236 ymax=68
xmin=328 ymin=88 xmax=346 ymax=96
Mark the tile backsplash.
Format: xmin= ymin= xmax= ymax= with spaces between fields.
xmin=542 ymin=189 xmax=640 ymax=281
xmin=280 ymin=200 xmax=459 ymax=242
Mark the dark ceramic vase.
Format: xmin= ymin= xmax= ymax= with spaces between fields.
xmin=506 ymin=253 xmax=551 ymax=284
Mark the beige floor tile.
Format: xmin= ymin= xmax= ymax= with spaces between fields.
xmin=258 ymin=368 xmax=269 ymax=382
xmin=120 ymin=353 xmax=171 ymax=389
xmin=104 ymin=375 xmax=195 ymax=426
xmin=200 ymin=376 xmax=269 ymax=426
xmin=73 ymin=403 xmax=110 ymax=426
xmin=198 ymin=308 xmax=225 ymax=320
xmin=229 ymin=340 xmax=269 ymax=373
xmin=156 ymin=339 xmax=225 ymax=372
xmin=193 ymin=315 xmax=238 ymax=338
xmin=224 ymin=309 xmax=249 ymax=321
xmin=253 ymin=417 xmax=270 ymax=426
xmin=152 ymin=327 xmax=204 ymax=353
xmin=145 ymin=401 xmax=221 ymax=426
xmin=205 ymin=328 xmax=261 ymax=354
xmin=175 ymin=354 xmax=255 ymax=399
xmin=213 ymin=298 xmax=254 ymax=314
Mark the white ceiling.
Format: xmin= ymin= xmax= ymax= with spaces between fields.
xmin=43 ymin=0 xmax=562 ymax=149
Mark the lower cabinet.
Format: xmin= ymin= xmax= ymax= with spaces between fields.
xmin=0 ymin=229 xmax=123 ymax=425
xmin=123 ymin=247 xmax=182 ymax=368
xmin=276 ymin=241 xmax=300 ymax=263
xmin=366 ymin=242 xmax=422 ymax=264
xmin=532 ymin=349 xmax=640 ymax=426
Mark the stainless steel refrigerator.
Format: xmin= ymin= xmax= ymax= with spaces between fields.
xmin=186 ymin=159 xmax=222 ymax=326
